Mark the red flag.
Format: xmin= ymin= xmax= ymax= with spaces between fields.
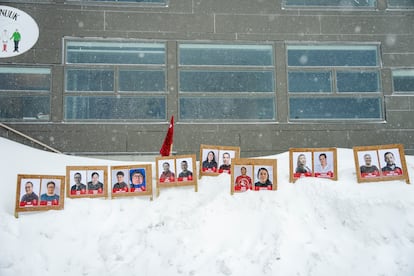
xmin=160 ymin=116 xmax=174 ymax=156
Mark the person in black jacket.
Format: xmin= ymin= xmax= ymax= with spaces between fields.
xmin=20 ymin=181 xmax=39 ymax=205
xmin=202 ymin=151 xmax=218 ymax=172
xmin=87 ymin=172 xmax=104 ymax=193
xmin=71 ymin=172 xmax=86 ymax=193
xmin=254 ymin=167 xmax=272 ymax=190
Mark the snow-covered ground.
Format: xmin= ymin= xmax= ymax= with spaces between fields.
xmin=1 ymin=137 xmax=414 ymax=276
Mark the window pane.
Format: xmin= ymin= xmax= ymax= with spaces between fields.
xmin=0 ymin=96 xmax=50 ymax=120
xmin=393 ymin=70 xmax=414 ymax=92
xmin=287 ymin=45 xmax=378 ymax=67
xmin=179 ymin=44 xmax=273 ymax=66
xmin=119 ymin=70 xmax=165 ymax=92
xmin=65 ymin=96 xmax=165 ymax=120
xmin=86 ymin=0 xmax=165 ymax=2
xmin=288 ymin=71 xmax=332 ymax=92
xmin=388 ymin=0 xmax=414 ymax=8
xmin=285 ymin=0 xmax=375 ymax=7
xmin=180 ymin=97 xmax=275 ymax=120
xmin=66 ymin=41 xmax=165 ymax=65
xmin=180 ymin=71 xmax=274 ymax=92
xmin=66 ymin=69 xmax=114 ymax=92
xmin=337 ymin=71 xmax=380 ymax=92
xmin=1 ymin=0 xmax=51 ymax=2
xmin=0 ymin=67 xmax=50 ymax=91
xmin=289 ymin=97 xmax=383 ymax=119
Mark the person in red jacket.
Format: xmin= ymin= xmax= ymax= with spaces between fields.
xmin=234 ymin=167 xmax=252 ymax=191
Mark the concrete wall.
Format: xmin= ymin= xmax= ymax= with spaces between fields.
xmin=1 ymin=0 xmax=413 ymax=157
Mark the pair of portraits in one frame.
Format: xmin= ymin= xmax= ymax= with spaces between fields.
xmin=110 ymin=164 xmax=153 ymax=200
xmin=353 ymin=144 xmax=410 ymax=184
xmin=231 ymin=158 xmax=277 ymax=194
xmin=15 ymin=174 xmax=65 ymax=217
xmin=289 ymin=148 xmax=338 ymax=182
xmin=155 ymin=154 xmax=198 ymax=195
xmin=66 ymin=166 xmax=108 ymax=198
xmin=199 ymin=144 xmax=240 ymax=177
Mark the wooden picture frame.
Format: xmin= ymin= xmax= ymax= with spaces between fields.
xmin=110 ymin=164 xmax=153 ymax=200
xmin=66 ymin=166 xmax=108 ymax=198
xmin=15 ymin=174 xmax=65 ymax=218
xmin=289 ymin=148 xmax=338 ymax=182
xmin=199 ymin=144 xmax=240 ymax=178
xmin=231 ymin=158 xmax=277 ymax=195
xmin=353 ymin=144 xmax=410 ymax=184
xmin=156 ymin=154 xmax=198 ymax=196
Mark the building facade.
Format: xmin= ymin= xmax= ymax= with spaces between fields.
xmin=0 ymin=0 xmax=413 ymax=158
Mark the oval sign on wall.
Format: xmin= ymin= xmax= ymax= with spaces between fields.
xmin=0 ymin=6 xmax=39 ymax=58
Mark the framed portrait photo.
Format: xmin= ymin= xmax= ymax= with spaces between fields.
xmin=66 ymin=166 xmax=108 ymax=199
xmin=155 ymin=155 xmax=198 ymax=196
xmin=289 ymin=148 xmax=338 ymax=182
xmin=313 ymin=148 xmax=337 ymax=180
xmin=15 ymin=174 xmax=65 ymax=217
xmin=110 ymin=164 xmax=153 ymax=200
xmin=199 ymin=144 xmax=240 ymax=177
xmin=156 ymin=157 xmax=176 ymax=184
xmin=289 ymin=148 xmax=314 ymax=182
xmin=176 ymin=155 xmax=196 ymax=184
xmin=231 ymin=158 xmax=277 ymax=195
xmin=353 ymin=144 xmax=410 ymax=184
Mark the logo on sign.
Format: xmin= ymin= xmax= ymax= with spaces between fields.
xmin=0 ymin=6 xmax=39 ymax=58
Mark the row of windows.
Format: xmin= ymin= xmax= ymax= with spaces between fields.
xmin=4 ymin=0 xmax=414 ymax=8
xmin=0 ymin=41 xmax=413 ymax=122
xmin=283 ymin=0 xmax=413 ymax=8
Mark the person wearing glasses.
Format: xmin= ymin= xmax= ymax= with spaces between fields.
xmin=20 ymin=181 xmax=39 ymax=206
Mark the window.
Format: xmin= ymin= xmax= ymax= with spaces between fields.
xmin=64 ymin=40 xmax=166 ymax=121
xmin=178 ymin=44 xmax=276 ymax=121
xmin=284 ymin=0 xmax=376 ymax=8
xmin=0 ymin=0 xmax=52 ymax=2
xmin=392 ymin=69 xmax=414 ymax=93
xmin=65 ymin=0 xmax=167 ymax=5
xmin=287 ymin=44 xmax=383 ymax=120
xmin=0 ymin=67 xmax=51 ymax=121
xmin=388 ymin=0 xmax=414 ymax=8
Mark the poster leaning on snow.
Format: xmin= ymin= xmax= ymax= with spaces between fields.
xmin=66 ymin=166 xmax=108 ymax=199
xmin=15 ymin=174 xmax=65 ymax=217
xmin=289 ymin=147 xmax=338 ymax=182
xmin=199 ymin=144 xmax=240 ymax=178
xmin=353 ymin=144 xmax=410 ymax=184
xmin=231 ymin=158 xmax=277 ymax=195
xmin=156 ymin=154 xmax=198 ymax=196
xmin=110 ymin=164 xmax=153 ymax=200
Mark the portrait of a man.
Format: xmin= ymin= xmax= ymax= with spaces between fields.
xmin=234 ymin=165 xmax=253 ymax=192
xmin=177 ymin=159 xmax=193 ymax=182
xmin=358 ymin=151 xmax=380 ymax=178
xmin=113 ymin=170 xmax=129 ymax=193
xmin=70 ymin=171 xmax=87 ymax=195
xmin=130 ymin=169 xmax=146 ymax=192
xmin=40 ymin=180 xmax=61 ymax=206
xmin=159 ymin=160 xmax=175 ymax=182
xmin=218 ymin=151 xmax=233 ymax=174
xmin=19 ymin=179 xmax=40 ymax=207
xmin=313 ymin=151 xmax=334 ymax=178
xmin=380 ymin=150 xmax=403 ymax=176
